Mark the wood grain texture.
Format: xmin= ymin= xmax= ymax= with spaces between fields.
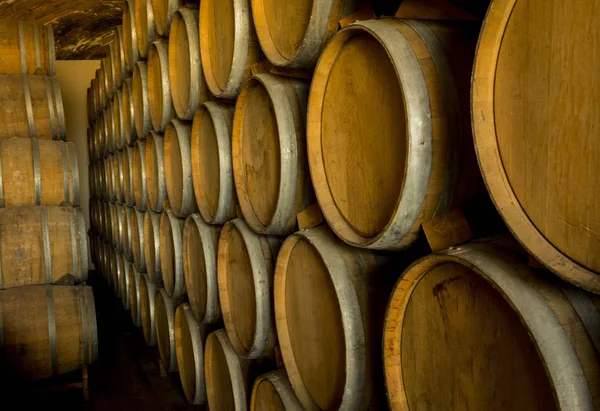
xmin=134 ymin=0 xmax=156 ymax=59
xmin=151 ymin=0 xmax=181 ymax=37
xmin=472 ymin=0 xmax=600 ymax=291
xmin=147 ymin=38 xmax=173 ymax=133
xmin=422 ymin=208 xmax=473 ymax=251
xmin=133 ymin=61 xmax=151 ymax=138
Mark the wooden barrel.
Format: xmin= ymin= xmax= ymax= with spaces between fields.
xmin=156 ymin=288 xmax=179 ymax=372
xmin=104 ymin=106 xmax=116 ymax=154
xmin=122 ymin=145 xmax=135 ymax=206
xmin=99 ymin=59 xmax=108 ymax=108
xmin=112 ymin=26 xmax=127 ymax=89
xmin=250 ymin=0 xmax=350 ymax=68
xmin=205 ymin=329 xmax=253 ymax=411
xmin=233 ymin=73 xmax=313 ymax=235
xmin=105 ymin=155 xmax=115 ymax=202
xmin=135 ymin=0 xmax=157 ymax=59
xmin=251 ymin=370 xmax=302 ymax=411
xmin=95 ymin=68 xmax=105 ymax=109
xmin=152 ymin=0 xmax=181 ymax=37
xmin=183 ymin=214 xmax=221 ymax=324
xmin=175 ymin=303 xmax=207 ymax=404
xmin=123 ymin=0 xmax=140 ymax=72
xmin=384 ymin=243 xmax=600 ymax=410
xmin=148 ymin=39 xmax=173 ymax=133
xmin=121 ymin=204 xmax=133 ymax=261
xmin=199 ymin=0 xmax=264 ymax=99
xmin=0 ymin=20 xmax=55 ymax=75
xmin=112 ymin=90 xmax=126 ymax=150
xmin=307 ymin=19 xmax=478 ymax=250
xmin=133 ymin=61 xmax=151 ymax=139
xmin=144 ymin=208 xmax=162 ymax=282
xmin=122 ymin=78 xmax=138 ymax=144
xmin=191 ymin=101 xmax=237 ymax=224
xmin=119 ymin=258 xmax=132 ymax=310
xmin=274 ymin=225 xmax=387 ymax=410
xmin=112 ymin=203 xmax=124 ymax=251
xmin=0 ymin=205 xmax=88 ymax=288
xmin=0 ymin=75 xmax=66 ymax=140
xmin=145 ymin=131 xmax=167 ymax=212
xmin=169 ymin=8 xmax=210 ymax=120
xmin=112 ymin=251 xmax=124 ymax=297
xmin=165 ymin=119 xmax=198 ymax=217
xmin=131 ymin=207 xmax=147 ymax=273
xmin=218 ymin=218 xmax=280 ymax=358
xmin=87 ymin=87 xmax=95 ymax=125
xmin=0 ymin=138 xmax=79 ymax=207
xmin=140 ymin=273 xmax=162 ymax=346
xmin=101 ymin=50 xmax=115 ymax=102
xmin=95 ymin=114 xmax=105 ymax=157
xmin=160 ymin=208 xmax=186 ymax=298
xmin=102 ymin=201 xmax=113 ymax=243
xmin=103 ymin=244 xmax=113 ymax=284
xmin=129 ymin=264 xmax=143 ymax=327
xmin=114 ymin=150 xmax=125 ymax=204
xmin=0 ymin=285 xmax=97 ymax=381
xmin=132 ymin=139 xmax=148 ymax=211
xmin=472 ymin=0 xmax=600 ymax=292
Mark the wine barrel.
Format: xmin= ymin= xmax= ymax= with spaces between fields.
xmin=131 ymin=207 xmax=147 ymax=273
xmin=0 ymin=138 xmax=79 ymax=207
xmin=132 ymin=139 xmax=148 ymax=211
xmin=199 ymin=0 xmax=264 ymax=99
xmin=169 ymin=8 xmax=210 ymax=120
xmin=140 ymin=273 xmax=162 ymax=346
xmin=123 ymin=0 xmax=140 ymax=72
xmin=307 ymin=19 xmax=478 ymax=250
xmin=183 ymin=214 xmax=221 ymax=324
xmin=112 ymin=90 xmax=126 ymax=150
xmin=0 ymin=285 xmax=97 ymax=381
xmin=87 ymin=87 xmax=95 ymax=125
xmin=0 ymin=75 xmax=66 ymax=140
xmin=101 ymin=49 xmax=115 ymax=102
xmin=384 ymin=243 xmax=600 ymax=410
xmin=87 ymin=127 xmax=95 ymax=164
xmin=90 ymin=79 xmax=98 ymax=120
xmin=135 ymin=0 xmax=157 ymax=59
xmin=251 ymin=0 xmax=350 ymax=68
xmin=152 ymin=0 xmax=180 ymax=37
xmin=251 ymin=370 xmax=302 ymax=411
xmin=233 ymin=74 xmax=313 ymax=235
xmin=119 ymin=257 xmax=132 ymax=309
xmin=112 ymin=203 xmax=124 ymax=251
xmin=102 ymin=201 xmax=113 ymax=243
xmin=105 ymin=155 xmax=115 ymax=202
xmin=0 ymin=206 xmax=88 ymax=288
xmin=95 ymin=113 xmax=106 ymax=157
xmin=144 ymin=208 xmax=162 ymax=282
xmin=121 ymin=204 xmax=133 ymax=261
xmin=472 ymin=0 xmax=600 ymax=292
xmin=99 ymin=58 xmax=108 ymax=108
xmin=156 ymin=288 xmax=179 ymax=372
xmin=133 ymin=61 xmax=151 ymax=138
xmin=148 ymin=39 xmax=173 ymax=133
xmin=95 ymin=68 xmax=105 ymax=109
xmin=191 ymin=101 xmax=237 ymax=224
xmin=122 ymin=145 xmax=135 ymax=206
xmin=0 ymin=20 xmax=55 ymax=75
xmin=145 ymin=131 xmax=167 ymax=212
xmin=218 ymin=218 xmax=280 ymax=358
xmin=105 ymin=106 xmax=116 ymax=154
xmin=112 ymin=26 xmax=127 ymax=89
xmin=112 ymin=251 xmax=124 ymax=297
xmin=129 ymin=264 xmax=143 ymax=327
xmin=205 ymin=329 xmax=253 ymax=411
xmin=122 ymin=78 xmax=138 ymax=144
xmin=160 ymin=208 xmax=185 ymax=298
xmin=165 ymin=119 xmax=197 ymax=217
xmin=114 ymin=150 xmax=125 ymax=204
xmin=175 ymin=303 xmax=207 ymax=405
xmin=274 ymin=225 xmax=387 ymax=410
xmin=102 ymin=244 xmax=113 ymax=284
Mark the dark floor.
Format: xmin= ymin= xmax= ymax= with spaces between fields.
xmin=4 ymin=270 xmax=202 ymax=411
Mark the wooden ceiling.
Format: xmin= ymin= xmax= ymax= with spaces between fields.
xmin=0 ymin=0 xmax=124 ymax=59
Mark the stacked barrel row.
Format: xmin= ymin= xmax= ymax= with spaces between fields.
xmin=87 ymin=0 xmax=600 ymax=410
xmin=0 ymin=20 xmax=98 ymax=383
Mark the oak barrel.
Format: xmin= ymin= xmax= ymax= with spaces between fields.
xmin=183 ymin=214 xmax=221 ymax=324
xmin=384 ymin=242 xmax=600 ymax=411
xmin=274 ymin=225 xmax=387 ymax=410
xmin=112 ymin=203 xmax=124 ymax=251
xmin=87 ymin=87 xmax=95 ymax=125
xmin=122 ymin=78 xmax=138 ymax=144
xmin=472 ymin=0 xmax=600 ymax=292
xmin=123 ymin=0 xmax=140 ymax=72
xmin=112 ymin=89 xmax=126 ymax=150
xmin=0 ymin=75 xmax=65 ymax=140
xmin=105 ymin=154 xmax=116 ymax=202
xmin=218 ymin=218 xmax=280 ymax=359
xmin=0 ymin=20 xmax=55 ymax=75
xmin=129 ymin=264 xmax=143 ymax=327
xmin=156 ymin=288 xmax=179 ymax=372
xmin=135 ymin=0 xmax=157 ymax=59
xmin=101 ymin=53 xmax=114 ymax=102
xmin=112 ymin=251 xmax=124 ymax=297
xmin=144 ymin=208 xmax=162 ymax=282
xmin=199 ymin=0 xmax=264 ymax=99
xmin=307 ymin=19 xmax=478 ymax=250
xmin=148 ymin=39 xmax=173 ymax=133
xmin=99 ymin=59 xmax=108 ymax=108
xmin=121 ymin=204 xmax=133 ymax=261
xmin=0 ymin=138 xmax=79 ymax=207
xmin=95 ymin=68 xmax=105 ymax=109
xmin=139 ymin=273 xmax=162 ymax=345
xmin=133 ymin=61 xmax=151 ymax=138
xmin=233 ymin=73 xmax=313 ymax=235
xmin=0 ymin=285 xmax=97 ymax=380
xmin=114 ymin=150 xmax=125 ymax=204
xmin=191 ymin=101 xmax=237 ymax=224
xmin=145 ymin=131 xmax=167 ymax=212
xmin=175 ymin=303 xmax=207 ymax=404
xmin=0 ymin=206 xmax=88 ymax=288
xmin=169 ymin=8 xmax=210 ymax=120
xmin=165 ymin=119 xmax=198 ymax=217
xmin=160 ymin=208 xmax=186 ymax=298
xmin=251 ymin=369 xmax=302 ymax=411
xmin=112 ymin=26 xmax=127 ymax=89
xmin=104 ymin=105 xmax=116 ymax=154
xmin=122 ymin=145 xmax=135 ymax=206
xmin=151 ymin=0 xmax=180 ymax=37
xmin=132 ymin=139 xmax=148 ymax=211
xmin=121 ymin=260 xmax=133 ymax=310
xmin=131 ymin=206 xmax=147 ymax=273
